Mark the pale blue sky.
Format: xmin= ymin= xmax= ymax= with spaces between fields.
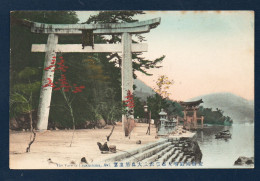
xmin=76 ymin=11 xmax=254 ymax=101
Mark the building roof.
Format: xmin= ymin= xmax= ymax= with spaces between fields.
xmin=179 ymin=99 xmax=203 ymax=107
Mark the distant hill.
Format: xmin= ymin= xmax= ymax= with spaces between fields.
xmin=189 ymin=92 xmax=254 ymax=123
xmin=134 ymin=79 xmax=155 ymax=100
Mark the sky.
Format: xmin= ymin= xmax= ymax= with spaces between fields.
xmin=76 ymin=11 xmax=254 ymax=101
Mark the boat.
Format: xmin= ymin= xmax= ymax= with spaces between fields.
xmin=215 ymin=130 xmax=232 ymax=139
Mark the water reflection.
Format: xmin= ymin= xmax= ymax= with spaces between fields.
xmin=195 ymin=124 xmax=254 ymax=168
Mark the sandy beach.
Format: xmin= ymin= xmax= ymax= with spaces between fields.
xmin=10 ymin=123 xmax=160 ymax=169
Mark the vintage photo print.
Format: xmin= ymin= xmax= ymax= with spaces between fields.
xmin=10 ymin=11 xmax=254 ymax=169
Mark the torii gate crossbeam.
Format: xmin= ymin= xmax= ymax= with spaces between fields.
xmin=27 ymin=18 xmax=161 ymax=130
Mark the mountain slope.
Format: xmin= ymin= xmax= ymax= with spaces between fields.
xmin=134 ymin=79 xmax=155 ymax=100
xmin=189 ymin=92 xmax=254 ymax=123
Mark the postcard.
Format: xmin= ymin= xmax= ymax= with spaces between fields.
xmin=9 ymin=10 xmax=254 ymax=169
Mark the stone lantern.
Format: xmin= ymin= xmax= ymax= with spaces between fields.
xmin=158 ymin=109 xmax=177 ymax=136
xmin=158 ymin=109 xmax=167 ymax=135
xmin=159 ymin=109 xmax=167 ymax=125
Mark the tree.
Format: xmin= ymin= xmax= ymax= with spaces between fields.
xmin=10 ymin=67 xmax=41 ymax=152
xmin=197 ymin=106 xmax=232 ymax=125
xmin=154 ymin=75 xmax=174 ymax=99
xmin=133 ymin=96 xmax=145 ymax=119
xmin=43 ymin=55 xmax=85 ymax=146
xmin=149 ymin=75 xmax=174 ymax=115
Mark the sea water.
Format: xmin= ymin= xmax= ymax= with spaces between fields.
xmin=196 ymin=123 xmax=254 ymax=168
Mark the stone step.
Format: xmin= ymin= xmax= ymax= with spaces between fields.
xmin=142 ymin=145 xmax=175 ymax=163
xmin=166 ymin=149 xmax=181 ymax=163
xmin=186 ymin=156 xmax=195 ymax=163
xmin=191 ymin=156 xmax=195 ymax=162
xmin=157 ymin=147 xmax=179 ymax=163
xmin=105 ymin=139 xmax=168 ymax=162
xmin=122 ymin=142 xmax=172 ymax=163
xmin=181 ymin=155 xmax=189 ymax=163
xmin=179 ymin=154 xmax=187 ymax=163
xmin=174 ymin=152 xmax=184 ymax=163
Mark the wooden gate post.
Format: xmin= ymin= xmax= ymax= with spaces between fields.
xmin=37 ymin=34 xmax=58 ymax=130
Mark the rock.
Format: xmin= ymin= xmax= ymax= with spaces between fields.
xmin=109 ymin=145 xmax=117 ymax=153
xmin=234 ymin=156 xmax=254 ymax=165
xmin=234 ymin=158 xmax=242 ymax=165
xmin=70 ymin=160 xmax=76 ymax=164
xmin=246 ymin=159 xmax=254 ymax=165
xmin=10 ymin=118 xmax=19 ymax=130
xmin=16 ymin=114 xmax=30 ymax=129
xmin=55 ymin=127 xmax=59 ymax=130
xmin=83 ymin=120 xmax=94 ymax=129
xmin=96 ymin=119 xmax=106 ymax=128
xmin=136 ymin=140 xmax=141 ymax=144
xmin=101 ymin=151 xmax=109 ymax=154
xmin=81 ymin=157 xmax=88 ymax=164
xmin=103 ymin=125 xmax=111 ymax=129
xmin=155 ymin=136 xmax=159 ymax=139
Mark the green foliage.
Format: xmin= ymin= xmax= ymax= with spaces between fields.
xmin=86 ymin=11 xmax=145 ymax=24
xmin=141 ymin=75 xmax=177 ymax=121
xmin=10 ymin=66 xmax=41 ymax=118
xmin=197 ymin=106 xmax=233 ymax=125
xmin=154 ymin=75 xmax=174 ymax=98
xmin=18 ymin=67 xmax=38 ymax=80
xmin=13 ymin=82 xmax=41 ymax=96
xmin=10 ymin=92 xmax=32 ymax=116
xmin=11 ymin=11 xmax=79 ymax=24
xmin=166 ymin=101 xmax=184 ymax=117
xmin=147 ymin=93 xmax=168 ymax=120
xmin=100 ymin=88 xmax=122 ymax=124
xmin=133 ymin=96 xmax=145 ymax=118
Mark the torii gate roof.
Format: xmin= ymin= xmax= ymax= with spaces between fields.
xmin=16 ymin=17 xmax=161 ymax=34
xmin=179 ymin=99 xmax=203 ymax=107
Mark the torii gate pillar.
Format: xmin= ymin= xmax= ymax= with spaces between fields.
xmin=121 ymin=32 xmax=133 ymax=126
xmin=37 ymin=34 xmax=58 ymax=130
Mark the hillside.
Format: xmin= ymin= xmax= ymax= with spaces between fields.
xmin=189 ymin=92 xmax=254 ymax=123
xmin=134 ymin=79 xmax=155 ymax=100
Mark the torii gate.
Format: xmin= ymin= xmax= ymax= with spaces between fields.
xmin=28 ymin=18 xmax=161 ymax=130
